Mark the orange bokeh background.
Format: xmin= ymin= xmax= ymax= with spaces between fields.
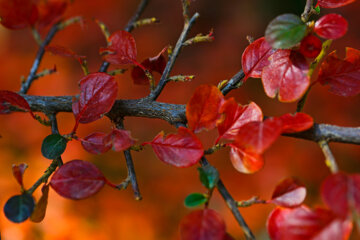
xmin=1 ymin=0 xmax=360 ymax=239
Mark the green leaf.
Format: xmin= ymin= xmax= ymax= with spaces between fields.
xmin=41 ymin=134 xmax=67 ymax=159
xmin=4 ymin=194 xmax=35 ymax=223
xmin=315 ymin=6 xmax=321 ymax=14
xmin=265 ymin=14 xmax=306 ymax=49
xmin=184 ymin=193 xmax=208 ymax=208
xmin=198 ymin=165 xmax=219 ymax=189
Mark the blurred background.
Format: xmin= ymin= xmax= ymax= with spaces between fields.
xmin=0 ymin=0 xmax=360 ymax=239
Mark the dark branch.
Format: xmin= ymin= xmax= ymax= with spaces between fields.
xmin=200 ymin=157 xmax=255 ymax=240
xmin=301 ymin=0 xmax=314 ymax=22
xmin=147 ymin=12 xmax=200 ymax=101
xmin=99 ymin=0 xmax=150 ymax=73
xmin=20 ymin=24 xmax=60 ymax=94
xmin=221 ymin=70 xmax=245 ymax=96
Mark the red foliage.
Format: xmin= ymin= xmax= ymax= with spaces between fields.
xmin=270 ymin=177 xmax=306 ymax=208
xmin=72 ymin=72 xmax=118 ymax=128
xmin=229 ymin=146 xmax=264 ymax=174
xmin=277 ymin=112 xmax=313 ymax=134
xmin=0 ymin=90 xmax=35 ymax=119
xmin=186 ymin=85 xmax=224 ymax=133
xmin=144 ymin=127 xmax=203 ymax=168
xmin=300 ymin=35 xmax=322 ymax=58
xmin=131 ymin=47 xmax=167 ymax=85
xmin=242 ymin=37 xmax=275 ymax=80
xmin=100 ymin=30 xmax=139 ymax=66
xmin=321 ymin=172 xmax=360 ymax=218
xmin=318 ymin=48 xmax=360 ymax=96
xmin=317 ymin=0 xmax=355 ymax=8
xmin=36 ymin=0 xmax=68 ymax=30
xmin=216 ymin=98 xmax=263 ymax=143
xmin=81 ymin=132 xmax=111 ymax=154
xmin=315 ymin=14 xmax=348 ymax=40
xmin=103 ymin=129 xmax=136 ymax=152
xmin=179 ymin=209 xmax=226 ymax=240
xmin=50 ymin=160 xmax=106 ymax=200
xmin=0 ymin=0 xmax=38 ymax=29
xmin=12 ymin=163 xmax=28 ymax=188
xmin=262 ymin=50 xmax=309 ymax=102
xmin=45 ymin=44 xmax=85 ymax=64
xmin=267 ymin=206 xmax=353 ymax=240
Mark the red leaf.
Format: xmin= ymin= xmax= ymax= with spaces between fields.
xmin=300 ymin=35 xmax=322 ymax=58
xmin=232 ymin=118 xmax=283 ymax=154
xmin=100 ymin=30 xmax=138 ymax=65
xmin=46 ymin=44 xmax=86 ymax=64
xmin=50 ymin=160 xmax=106 ymax=200
xmin=180 ymin=209 xmax=226 ymax=240
xmin=267 ymin=206 xmax=353 ymax=240
xmin=0 ymin=0 xmax=38 ymax=29
xmin=318 ymin=0 xmax=355 ymax=8
xmin=262 ymin=50 xmax=310 ymax=102
xmin=186 ymin=85 xmax=224 ymax=133
xmin=131 ymin=47 xmax=167 ymax=85
xmin=72 ymin=73 xmax=118 ymax=127
xmin=321 ymin=172 xmax=360 ymax=218
xmin=0 ymin=90 xmax=35 ymax=119
xmin=270 ymin=177 xmax=306 ymax=208
xmin=144 ymin=127 xmax=203 ymax=168
xmin=103 ymin=129 xmax=136 ymax=152
xmin=12 ymin=163 xmax=28 ymax=188
xmin=30 ymin=184 xmax=49 ymax=223
xmin=278 ymin=112 xmax=314 ymax=134
xmin=229 ymin=145 xmax=264 ymax=174
xmin=36 ymin=0 xmax=67 ymax=30
xmin=81 ymin=132 xmax=111 ymax=154
xmin=242 ymin=37 xmax=276 ymax=79
xmin=216 ymin=98 xmax=263 ymax=143
xmin=318 ymin=48 xmax=360 ymax=96
xmin=315 ymin=14 xmax=348 ymax=40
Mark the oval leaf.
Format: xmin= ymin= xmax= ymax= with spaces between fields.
xmin=100 ymin=30 xmax=137 ymax=65
xmin=265 ymin=14 xmax=306 ymax=49
xmin=267 ymin=206 xmax=353 ymax=240
xmin=144 ymin=127 xmax=203 ymax=168
xmin=186 ymin=85 xmax=224 ymax=133
xmin=36 ymin=0 xmax=67 ymax=30
xmin=262 ymin=50 xmax=309 ymax=102
xmin=0 ymin=90 xmax=35 ymax=118
xmin=30 ymin=184 xmax=49 ymax=223
xmin=72 ymin=72 xmax=118 ymax=124
xmin=270 ymin=177 xmax=306 ymax=208
xmin=318 ymin=0 xmax=355 ymax=8
xmin=315 ymin=14 xmax=348 ymax=40
xmin=318 ymin=47 xmax=360 ymax=96
xmin=229 ymin=145 xmax=264 ymax=174
xmin=278 ymin=112 xmax=314 ymax=133
xmin=216 ymin=98 xmax=263 ymax=143
xmin=197 ymin=165 xmax=219 ymax=189
xmin=50 ymin=160 xmax=106 ymax=200
xmin=41 ymin=134 xmax=67 ymax=159
xmin=242 ymin=37 xmax=276 ymax=79
xmin=81 ymin=132 xmax=111 ymax=154
xmin=321 ymin=172 xmax=360 ymax=218
xmin=12 ymin=163 xmax=28 ymax=188
xmin=103 ymin=129 xmax=136 ymax=152
xmin=184 ymin=193 xmax=208 ymax=208
xmin=4 ymin=194 xmax=35 ymax=223
xmin=180 ymin=209 xmax=226 ymax=240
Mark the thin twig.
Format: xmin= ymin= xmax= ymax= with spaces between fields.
xmin=115 ymin=120 xmax=142 ymax=200
xmin=200 ymin=157 xmax=255 ymax=240
xmin=221 ymin=70 xmax=245 ymax=96
xmin=99 ymin=0 xmax=150 ymax=73
xmin=20 ymin=24 xmax=60 ymax=94
xmin=147 ymin=12 xmax=200 ymax=101
xmin=318 ymin=140 xmax=338 ymax=173
xmin=301 ymin=0 xmax=314 ymax=22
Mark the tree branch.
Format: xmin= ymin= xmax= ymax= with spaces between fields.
xmin=221 ymin=70 xmax=245 ymax=96
xmin=99 ymin=0 xmax=150 ymax=73
xmin=146 ymin=12 xmax=200 ymax=101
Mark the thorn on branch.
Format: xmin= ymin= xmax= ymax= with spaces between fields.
xmin=237 ymin=196 xmax=266 ymax=208
xmin=168 ymin=75 xmax=194 ymax=82
xmin=318 ymin=140 xmax=338 ymax=173
xmin=132 ymin=17 xmax=159 ymax=29
xmin=182 ymin=29 xmax=214 ymax=46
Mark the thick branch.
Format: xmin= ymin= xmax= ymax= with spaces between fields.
xmin=99 ymin=0 xmax=150 ymax=73
xmin=20 ymin=94 xmax=360 ymax=145
xmin=221 ymin=70 xmax=245 ymax=96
